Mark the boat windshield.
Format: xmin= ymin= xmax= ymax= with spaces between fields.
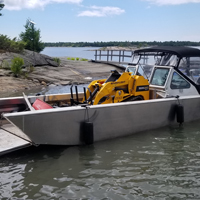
xmin=133 ymin=52 xmax=178 ymax=67
xmin=132 ymin=52 xmax=178 ymax=80
xmin=157 ymin=54 xmax=178 ymax=66
xmin=131 ymin=54 xmax=140 ymax=64
xmin=178 ymin=57 xmax=200 ymax=85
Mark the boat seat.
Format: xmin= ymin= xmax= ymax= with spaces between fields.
xmin=105 ymin=70 xmax=121 ymax=83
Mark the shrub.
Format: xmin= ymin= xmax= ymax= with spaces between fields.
xmin=67 ymin=57 xmax=71 ymax=60
xmin=71 ymin=57 xmax=75 ymax=61
xmin=0 ymin=34 xmax=25 ymax=53
xmin=76 ymin=57 xmax=79 ymax=61
xmin=29 ymin=65 xmax=34 ymax=72
xmin=53 ymin=57 xmax=61 ymax=65
xmin=11 ymin=57 xmax=24 ymax=77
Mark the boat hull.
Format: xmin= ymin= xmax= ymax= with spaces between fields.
xmin=3 ymin=95 xmax=200 ymax=145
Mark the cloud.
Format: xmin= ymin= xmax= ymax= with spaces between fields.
xmin=3 ymin=0 xmax=83 ymax=10
xmin=78 ymin=6 xmax=125 ymax=17
xmin=143 ymin=0 xmax=200 ymax=5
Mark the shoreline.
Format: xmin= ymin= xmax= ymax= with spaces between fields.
xmin=0 ymin=59 xmax=125 ymax=98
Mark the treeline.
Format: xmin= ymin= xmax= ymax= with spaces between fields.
xmin=0 ymin=34 xmax=25 ymax=53
xmin=44 ymin=41 xmax=200 ymax=48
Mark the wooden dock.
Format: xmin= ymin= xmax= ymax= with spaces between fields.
xmin=93 ymin=49 xmax=134 ymax=65
xmin=0 ymin=124 xmax=31 ymax=156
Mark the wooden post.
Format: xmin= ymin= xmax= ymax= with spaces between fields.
xmin=119 ymin=50 xmax=121 ymax=63
xmin=95 ymin=50 xmax=97 ymax=61
xmin=107 ymin=50 xmax=109 ymax=62
xmin=99 ymin=50 xmax=101 ymax=61
xmin=131 ymin=51 xmax=134 ymax=62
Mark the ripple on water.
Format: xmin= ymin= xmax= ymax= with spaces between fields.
xmin=1 ymin=120 xmax=200 ymax=199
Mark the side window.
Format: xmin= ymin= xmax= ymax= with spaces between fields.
xmin=170 ymin=72 xmax=190 ymax=89
xmin=151 ymin=68 xmax=169 ymax=86
xmin=137 ymin=65 xmax=148 ymax=79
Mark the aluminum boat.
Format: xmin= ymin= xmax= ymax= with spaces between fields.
xmin=1 ymin=46 xmax=200 ymax=147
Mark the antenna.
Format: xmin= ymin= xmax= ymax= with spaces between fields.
xmin=29 ymin=20 xmax=36 ymax=25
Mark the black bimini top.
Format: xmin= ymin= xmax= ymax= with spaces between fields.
xmin=135 ymin=46 xmax=200 ymax=58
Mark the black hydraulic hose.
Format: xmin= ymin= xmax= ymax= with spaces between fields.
xmin=70 ymin=85 xmax=73 ymax=99
xmin=70 ymin=85 xmax=74 ymax=106
xmin=87 ymin=85 xmax=99 ymax=104
xmin=75 ymin=86 xmax=79 ymax=102
xmin=87 ymin=88 xmax=93 ymax=105
xmin=84 ymin=87 xmax=87 ymax=102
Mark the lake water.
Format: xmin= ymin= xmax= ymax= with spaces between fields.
xmin=41 ymin=47 xmax=99 ymax=60
xmin=1 ymin=120 xmax=200 ymax=199
xmin=41 ymin=47 xmax=132 ymax=63
xmin=1 ymin=47 xmax=200 ymax=199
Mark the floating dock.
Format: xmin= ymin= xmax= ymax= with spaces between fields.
xmin=0 ymin=123 xmax=31 ymax=156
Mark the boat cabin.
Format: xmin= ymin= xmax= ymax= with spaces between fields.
xmin=126 ymin=46 xmax=200 ymax=99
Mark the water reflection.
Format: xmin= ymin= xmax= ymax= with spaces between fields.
xmin=1 ymin=120 xmax=200 ymax=199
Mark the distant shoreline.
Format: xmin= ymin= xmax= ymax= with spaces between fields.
xmin=44 ymin=41 xmax=200 ymax=48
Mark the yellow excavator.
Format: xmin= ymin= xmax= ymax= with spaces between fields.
xmin=73 ymin=65 xmax=150 ymax=105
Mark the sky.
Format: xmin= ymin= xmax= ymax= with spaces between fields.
xmin=1 ymin=0 xmax=200 ymax=43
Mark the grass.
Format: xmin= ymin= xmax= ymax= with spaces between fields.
xmin=53 ymin=57 xmax=61 ymax=65
xmin=29 ymin=65 xmax=34 ymax=72
xmin=80 ymin=58 xmax=88 ymax=61
xmin=66 ymin=57 xmax=88 ymax=61
xmin=1 ymin=60 xmax=10 ymax=70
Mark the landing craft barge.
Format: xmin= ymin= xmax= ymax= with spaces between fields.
xmin=1 ymin=46 xmax=200 ymax=153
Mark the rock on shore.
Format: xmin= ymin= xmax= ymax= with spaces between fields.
xmin=0 ymin=50 xmax=125 ymax=97
xmin=0 ymin=49 xmax=59 ymax=68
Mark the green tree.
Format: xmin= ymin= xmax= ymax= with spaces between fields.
xmin=19 ymin=19 xmax=44 ymax=53
xmin=0 ymin=0 xmax=4 ymax=16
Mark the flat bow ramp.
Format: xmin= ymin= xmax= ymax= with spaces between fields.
xmin=0 ymin=124 xmax=31 ymax=156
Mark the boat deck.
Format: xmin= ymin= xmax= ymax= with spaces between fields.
xmin=0 ymin=123 xmax=31 ymax=156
